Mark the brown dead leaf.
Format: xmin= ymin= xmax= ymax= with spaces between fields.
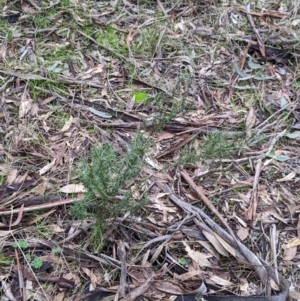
xmin=49 ymin=224 xmax=64 ymax=233
xmin=60 ymin=183 xmax=86 ymax=194
xmin=175 ymin=270 xmax=206 ymax=281
xmin=270 ymin=278 xmax=280 ymax=291
xmin=289 ymin=290 xmax=300 ymax=300
xmin=40 ymin=253 xmax=61 ymax=264
xmin=210 ymin=275 xmax=233 ymax=286
xmin=153 ymin=280 xmax=186 ymax=295
xmin=155 ymin=132 xmax=175 ymax=142
xmin=126 ymin=24 xmax=137 ymax=49
xmin=238 ymin=192 xmax=251 ymax=204
xmin=19 ymin=99 xmax=33 ymax=118
xmin=39 ymin=159 xmax=57 ymax=175
xmin=279 ymin=184 xmax=297 ymax=205
xmin=239 ymin=280 xmax=250 ymax=295
xmin=53 ymin=292 xmax=65 ymax=301
xmin=60 ymin=115 xmax=73 ymax=132
xmin=197 ymin=240 xmax=220 ymax=260
xmin=16 ymin=172 xmax=29 ymax=184
xmin=123 ymin=275 xmax=154 ymax=301
xmin=214 ymin=234 xmax=236 ymax=257
xmin=0 ymin=230 xmax=15 ymax=237
xmin=276 ymin=171 xmax=296 ymax=182
xmin=237 ymin=226 xmax=249 ymax=241
xmin=259 ymin=191 xmax=274 ymax=205
xmin=6 ymin=169 xmax=18 ymax=185
xmin=283 ymin=246 xmax=297 ymax=261
xmin=270 ymin=211 xmax=287 ymax=224
xmin=82 ymin=64 xmax=105 ymax=79
xmin=41 ymin=95 xmax=57 ymax=105
xmin=233 ymin=212 xmax=247 ymax=228
xmin=284 ymin=237 xmax=300 ymax=249
xmin=21 ymin=2 xmax=37 ymax=14
xmin=0 ymin=204 xmax=24 ymax=228
xmin=82 ymin=267 xmax=98 ymax=289
xmin=35 ymin=182 xmax=47 ymax=195
xmin=202 ymin=230 xmax=229 ymax=257
xmin=182 ymin=241 xmax=211 ymax=267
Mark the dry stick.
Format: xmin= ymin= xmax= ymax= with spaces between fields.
xmin=58 ymin=220 xmax=95 ymax=244
xmin=0 ymin=198 xmax=82 ymax=216
xmin=228 ymin=41 xmax=251 ymax=100
xmin=0 ymin=77 xmax=14 ymax=92
xmin=26 ymin=0 xmax=41 ymax=10
xmin=266 ymin=61 xmax=287 ymax=92
xmin=245 ymin=158 xmax=262 ymax=222
xmin=180 ymin=170 xmax=236 ymax=239
xmin=265 ymin=129 xmax=287 ymax=156
xmin=256 ymin=103 xmax=291 ymax=130
xmin=117 ymin=241 xmax=127 ymax=298
xmin=270 ymin=224 xmax=279 ymax=285
xmin=15 ymin=248 xmax=26 ymax=301
xmin=2 ymin=204 xmax=24 ymax=228
xmin=246 ymin=4 xmax=265 ymax=57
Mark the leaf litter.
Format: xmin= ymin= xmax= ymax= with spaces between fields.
xmin=0 ymin=0 xmax=299 ymax=300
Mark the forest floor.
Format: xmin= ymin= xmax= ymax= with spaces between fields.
xmin=0 ymin=1 xmax=300 ymax=300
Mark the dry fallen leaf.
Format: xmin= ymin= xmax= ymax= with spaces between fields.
xmin=182 ymin=241 xmax=211 ymax=267
xmin=284 ymin=237 xmax=300 ymax=249
xmin=49 ymin=224 xmax=64 ymax=233
xmin=214 ymin=234 xmax=236 ymax=257
xmin=6 ymin=169 xmax=18 ymax=185
xmin=82 ymin=267 xmax=98 ymax=289
xmin=155 ymin=132 xmax=175 ymax=142
xmin=60 ymin=183 xmax=86 ymax=193
xmin=202 ymin=230 xmax=229 ymax=257
xmin=210 ymin=275 xmax=233 ymax=286
xmin=19 ymin=99 xmax=33 ymax=118
xmin=60 ymin=115 xmax=73 ymax=132
xmin=276 ymin=171 xmax=296 ymax=182
xmin=39 ymin=159 xmax=57 ymax=175
xmin=237 ymin=226 xmax=249 ymax=241
xmin=53 ymin=292 xmax=65 ymax=301
xmin=21 ymin=2 xmax=37 ymax=14
xmin=282 ymin=246 xmax=297 ymax=261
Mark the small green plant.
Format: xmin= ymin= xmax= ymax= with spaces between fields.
xmin=0 ymin=252 xmax=12 ymax=265
xmin=200 ymin=131 xmax=245 ymax=159
xmin=95 ymin=26 xmax=127 ymax=54
xmin=178 ymin=258 xmax=187 ymax=266
xmin=292 ymin=80 xmax=300 ymax=88
xmin=72 ymin=133 xmax=151 ymax=248
xmin=12 ymin=240 xmax=29 ymax=250
xmin=51 ymin=247 xmax=62 ymax=254
xmin=0 ymin=175 xmax=4 ymax=185
xmin=31 ymin=257 xmax=43 ymax=269
xmin=177 ymin=139 xmax=201 ymax=166
xmin=133 ymin=91 xmax=149 ymax=103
